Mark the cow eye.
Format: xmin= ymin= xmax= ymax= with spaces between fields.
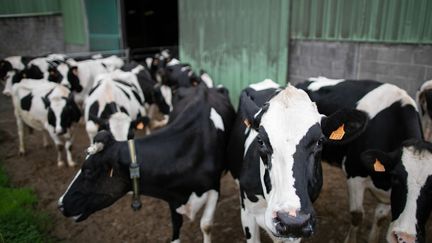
xmin=257 ymin=136 xmax=264 ymax=147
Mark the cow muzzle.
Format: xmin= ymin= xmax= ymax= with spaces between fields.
xmin=391 ymin=231 xmax=416 ymax=243
xmin=55 ymin=127 xmax=65 ymax=135
xmin=272 ymin=210 xmax=314 ymax=238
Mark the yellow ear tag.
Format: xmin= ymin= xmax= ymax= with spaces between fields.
xmin=329 ymin=124 xmax=345 ymax=140
xmin=137 ymin=122 xmax=145 ymax=130
xmin=373 ymin=159 xmax=386 ymax=172
xmin=243 ymin=119 xmax=251 ymax=128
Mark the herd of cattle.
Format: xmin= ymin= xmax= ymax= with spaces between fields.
xmin=1 ymin=51 xmax=432 ymax=243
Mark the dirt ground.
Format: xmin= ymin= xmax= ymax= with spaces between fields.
xmin=1 ymin=91 xmax=431 ymax=243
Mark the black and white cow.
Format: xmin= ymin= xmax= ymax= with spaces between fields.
xmin=416 ymin=80 xmax=432 ymax=141
xmin=361 ymin=139 xmax=432 ymax=243
xmin=58 ymin=84 xmax=235 ymax=243
xmin=1 ymin=56 xmax=29 ymax=96
xmin=296 ymin=77 xmax=424 ymax=243
xmin=228 ymin=79 xmax=369 ymax=242
xmin=11 ymin=79 xmax=81 ymax=167
xmin=84 ymin=70 xmax=149 ymax=143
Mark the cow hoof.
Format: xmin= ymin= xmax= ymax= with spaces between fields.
xmin=68 ymin=161 xmax=78 ymax=167
xmin=57 ymin=161 xmax=65 ymax=167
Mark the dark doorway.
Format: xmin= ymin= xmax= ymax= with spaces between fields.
xmin=123 ymin=0 xmax=179 ymax=60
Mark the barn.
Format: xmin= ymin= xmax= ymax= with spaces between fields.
xmin=1 ymin=0 xmax=432 ymax=243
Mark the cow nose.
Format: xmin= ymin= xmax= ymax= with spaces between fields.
xmin=55 ymin=127 xmax=65 ymax=135
xmin=393 ymin=231 xmax=416 ymax=243
xmin=274 ymin=211 xmax=314 ymax=238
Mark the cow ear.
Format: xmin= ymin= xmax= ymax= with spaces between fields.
xmin=131 ymin=116 xmax=150 ymax=130
xmin=361 ymin=149 xmax=399 ymax=173
xmin=238 ymin=91 xmax=263 ymax=130
xmin=67 ymin=67 xmax=82 ymax=92
xmin=321 ymin=108 xmax=369 ymax=145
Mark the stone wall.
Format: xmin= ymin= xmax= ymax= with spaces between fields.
xmin=288 ymin=40 xmax=432 ymax=97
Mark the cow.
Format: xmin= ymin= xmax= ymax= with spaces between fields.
xmin=227 ymin=79 xmax=369 ymax=243
xmin=296 ymin=77 xmax=424 ymax=243
xmin=58 ymin=83 xmax=235 ymax=243
xmin=361 ymin=139 xmax=432 ymax=243
xmin=84 ymin=69 xmax=149 ymax=143
xmin=11 ymin=79 xmax=81 ymax=167
xmin=72 ymin=55 xmax=124 ymax=105
xmin=416 ymin=80 xmax=432 ymax=141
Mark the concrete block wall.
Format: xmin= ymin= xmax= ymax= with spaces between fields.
xmin=0 ymin=15 xmax=88 ymax=58
xmin=288 ymin=40 xmax=432 ymax=97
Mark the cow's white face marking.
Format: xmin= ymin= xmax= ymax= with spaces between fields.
xmin=209 ymin=108 xmax=224 ymax=131
xmin=2 ymin=70 xmax=15 ymax=96
xmin=259 ymin=86 xmax=321 ymax=234
xmin=200 ymin=72 xmax=214 ymax=88
xmin=58 ymin=169 xmax=82 ymax=206
xmin=307 ymin=76 xmax=345 ymax=91
xmin=388 ymin=147 xmax=432 ymax=241
xmin=356 ymin=83 xmax=417 ymax=119
xmin=249 ymin=79 xmax=280 ymax=91
xmin=108 ymin=112 xmax=132 ymax=141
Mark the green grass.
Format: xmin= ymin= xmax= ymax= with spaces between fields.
xmin=0 ymin=163 xmax=53 ymax=243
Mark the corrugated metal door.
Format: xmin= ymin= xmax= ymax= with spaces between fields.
xmin=84 ymin=0 xmax=121 ymax=51
xmin=179 ymin=0 xmax=290 ymax=106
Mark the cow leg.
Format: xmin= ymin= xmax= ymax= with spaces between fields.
xmin=42 ymin=131 xmax=50 ymax=148
xmin=344 ymin=177 xmax=367 ymax=243
xmin=64 ymin=133 xmax=77 ymax=167
xmin=169 ymin=203 xmax=183 ymax=243
xmin=47 ymin=129 xmax=65 ymax=167
xmin=368 ymin=203 xmax=390 ymax=243
xmin=240 ymin=203 xmax=260 ymax=242
xmin=15 ymin=113 xmax=26 ymax=155
xmin=200 ymin=190 xmax=218 ymax=243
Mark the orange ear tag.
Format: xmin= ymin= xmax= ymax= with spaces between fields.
xmin=329 ymin=124 xmax=345 ymax=140
xmin=243 ymin=119 xmax=251 ymax=128
xmin=373 ymin=159 xmax=385 ymax=172
xmin=137 ymin=122 xmax=145 ymax=130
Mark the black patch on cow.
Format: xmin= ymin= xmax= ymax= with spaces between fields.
xmin=67 ymin=67 xmax=82 ymax=92
xmin=257 ymin=126 xmax=273 ymax=170
xmin=118 ymin=86 xmax=131 ymax=99
xmin=60 ymin=95 xmax=81 ymax=130
xmin=101 ymin=102 xmax=118 ymax=120
xmin=402 ymin=139 xmax=432 ymax=154
xmin=263 ymin=169 xmax=272 ymax=194
xmin=88 ymin=81 xmax=101 ymax=96
xmin=292 ymin=123 xmax=323 ymax=207
xmin=245 ymin=227 xmax=252 ymax=239
xmin=20 ymin=92 xmax=33 ymax=111
xmin=25 ymin=64 xmax=44 ymax=80
xmin=132 ymin=90 xmax=143 ymax=105
xmin=48 ymin=66 xmax=63 ymax=83
xmin=0 ymin=60 xmax=12 ymax=79
xmin=389 ymin=163 xmax=408 ymax=222
xmin=112 ymin=78 xmax=132 ymax=87
xmin=89 ymin=102 xmax=99 ymax=119
xmin=47 ymin=108 xmax=56 ymax=128
xmin=415 ymin=175 xmax=432 ymax=242
xmin=120 ymin=106 xmax=129 ymax=115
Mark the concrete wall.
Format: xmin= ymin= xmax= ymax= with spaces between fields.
xmin=0 ymin=15 xmax=88 ymax=58
xmin=288 ymin=40 xmax=432 ymax=97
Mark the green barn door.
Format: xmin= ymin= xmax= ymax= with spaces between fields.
xmin=179 ymin=0 xmax=290 ymax=106
xmin=84 ymin=0 xmax=121 ymax=51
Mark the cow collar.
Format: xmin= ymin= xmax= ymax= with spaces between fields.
xmin=127 ymin=139 xmax=142 ymax=211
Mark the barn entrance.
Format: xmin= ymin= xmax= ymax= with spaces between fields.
xmin=122 ymin=0 xmax=179 ymax=60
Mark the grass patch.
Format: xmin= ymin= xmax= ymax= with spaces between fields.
xmin=0 ymin=163 xmax=53 ymax=243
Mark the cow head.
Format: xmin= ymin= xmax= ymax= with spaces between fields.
xmin=58 ymin=130 xmax=130 ymax=221
xmin=90 ymin=107 xmax=150 ymax=141
xmin=361 ymin=139 xmax=432 ymax=243
xmin=48 ymin=61 xmax=82 ymax=93
xmin=43 ymin=88 xmax=81 ymax=135
xmin=240 ymin=85 xmax=368 ymax=240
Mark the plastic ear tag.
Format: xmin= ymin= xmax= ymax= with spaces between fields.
xmin=329 ymin=124 xmax=345 ymax=140
xmin=373 ymin=159 xmax=385 ymax=172
xmin=243 ymin=119 xmax=251 ymax=128
xmin=136 ymin=122 xmax=145 ymax=130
